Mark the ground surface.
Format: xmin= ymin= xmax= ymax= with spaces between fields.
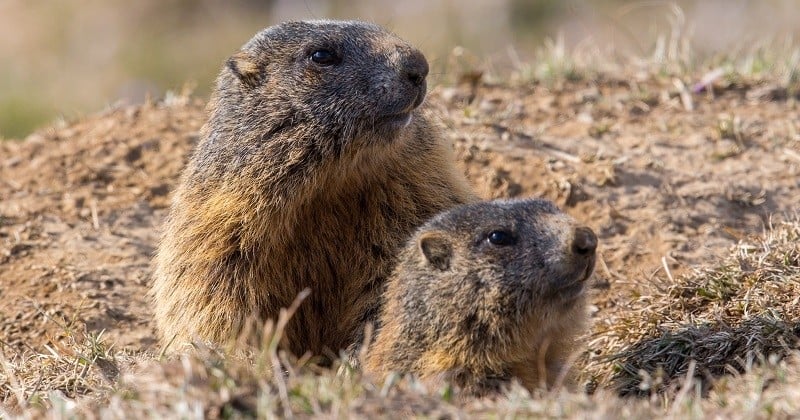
xmin=1 ymin=73 xmax=799 ymax=416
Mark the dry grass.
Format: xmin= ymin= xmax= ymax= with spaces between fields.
xmin=1 ymin=218 xmax=798 ymax=418
xmin=584 ymin=217 xmax=800 ymax=405
xmin=0 ymin=329 xmax=118 ymax=416
xmin=504 ymin=5 xmax=800 ymax=98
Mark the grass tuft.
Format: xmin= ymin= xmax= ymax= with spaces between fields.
xmin=593 ymin=218 xmax=800 ymax=398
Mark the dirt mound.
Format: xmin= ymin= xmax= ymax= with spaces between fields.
xmin=1 ymin=96 xmax=204 ymax=351
xmin=1 ymin=77 xmax=798 ymax=362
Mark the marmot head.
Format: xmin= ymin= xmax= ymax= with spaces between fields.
xmin=215 ymin=20 xmax=429 ymax=155
xmin=389 ymin=198 xmax=597 ymax=366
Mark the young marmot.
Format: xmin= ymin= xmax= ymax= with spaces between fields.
xmin=151 ymin=20 xmax=475 ymax=356
xmin=364 ymin=199 xmax=597 ymax=396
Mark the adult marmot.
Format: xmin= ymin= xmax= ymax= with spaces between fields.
xmin=151 ymin=20 xmax=475 ymax=357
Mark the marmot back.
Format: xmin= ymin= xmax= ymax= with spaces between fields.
xmin=364 ymin=198 xmax=597 ymax=397
xmin=151 ymin=20 xmax=476 ymax=357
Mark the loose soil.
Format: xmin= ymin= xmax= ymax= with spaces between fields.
xmin=1 ymin=76 xmax=798 ymax=384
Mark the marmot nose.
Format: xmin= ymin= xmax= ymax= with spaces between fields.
xmin=402 ymin=48 xmax=429 ymax=87
xmin=571 ymin=226 xmax=597 ymax=257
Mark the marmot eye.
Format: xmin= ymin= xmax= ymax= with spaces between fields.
xmin=487 ymin=230 xmax=516 ymax=246
xmin=310 ymin=49 xmax=339 ymax=66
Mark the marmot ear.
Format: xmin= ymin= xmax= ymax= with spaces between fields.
xmin=226 ymin=51 xmax=263 ymax=88
xmin=419 ymin=232 xmax=452 ymax=271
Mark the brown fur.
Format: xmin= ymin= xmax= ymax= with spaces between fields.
xmin=151 ymin=20 xmax=475 ymax=357
xmin=364 ymin=199 xmax=597 ymax=397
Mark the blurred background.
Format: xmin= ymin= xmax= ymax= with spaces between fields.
xmin=1 ymin=0 xmax=799 ymax=139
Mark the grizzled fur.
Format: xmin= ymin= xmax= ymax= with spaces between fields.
xmin=151 ymin=20 xmax=476 ymax=357
xmin=364 ymin=199 xmax=597 ymax=397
